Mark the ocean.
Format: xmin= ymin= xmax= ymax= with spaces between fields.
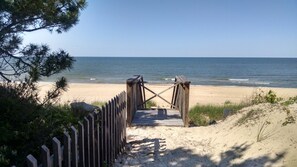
xmin=45 ymin=57 xmax=297 ymax=88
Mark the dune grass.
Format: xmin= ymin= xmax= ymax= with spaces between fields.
xmin=189 ymin=103 xmax=247 ymax=126
xmin=145 ymin=100 xmax=157 ymax=109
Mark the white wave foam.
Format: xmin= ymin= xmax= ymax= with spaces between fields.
xmin=90 ymin=78 xmax=96 ymax=81
xmin=254 ymin=82 xmax=270 ymax=85
xmin=228 ymin=78 xmax=249 ymax=82
xmin=164 ymin=78 xmax=175 ymax=81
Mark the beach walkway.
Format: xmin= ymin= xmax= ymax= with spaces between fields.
xmin=126 ymin=75 xmax=191 ymax=127
xmin=132 ymin=109 xmax=184 ymax=126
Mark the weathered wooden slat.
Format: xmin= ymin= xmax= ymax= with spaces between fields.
xmin=88 ymin=113 xmax=95 ymax=167
xmin=112 ymin=98 xmax=116 ymax=162
xmin=26 ymin=154 xmax=38 ymax=167
xmin=123 ymin=92 xmax=127 ymax=151
xmin=106 ymin=101 xmax=111 ymax=165
xmin=119 ymin=95 xmax=122 ymax=153
xmin=78 ymin=122 xmax=85 ymax=167
xmin=63 ymin=132 xmax=71 ymax=167
xmin=102 ymin=105 xmax=107 ymax=165
xmin=71 ymin=126 xmax=78 ymax=167
xmin=53 ymin=137 xmax=62 ymax=167
xmin=83 ymin=117 xmax=90 ymax=167
xmin=100 ymin=106 xmax=105 ymax=166
xmin=41 ymin=145 xmax=51 ymax=167
xmin=94 ymin=110 xmax=101 ymax=167
xmin=112 ymin=97 xmax=116 ymax=160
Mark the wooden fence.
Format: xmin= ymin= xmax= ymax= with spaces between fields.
xmin=26 ymin=91 xmax=127 ymax=167
xmin=126 ymin=75 xmax=145 ymax=126
xmin=171 ymin=76 xmax=190 ymax=127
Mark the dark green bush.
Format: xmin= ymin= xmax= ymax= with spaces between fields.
xmin=0 ymin=83 xmax=80 ymax=166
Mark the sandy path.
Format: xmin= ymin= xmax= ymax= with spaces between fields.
xmin=115 ymin=104 xmax=297 ymax=167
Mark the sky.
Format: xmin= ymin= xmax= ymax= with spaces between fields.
xmin=23 ymin=0 xmax=297 ymax=57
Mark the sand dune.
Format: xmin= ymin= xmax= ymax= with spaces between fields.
xmin=116 ymin=103 xmax=297 ymax=166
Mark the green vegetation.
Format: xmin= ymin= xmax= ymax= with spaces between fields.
xmin=189 ymin=103 xmax=246 ymax=126
xmin=145 ymin=100 xmax=157 ymax=109
xmin=0 ymin=1 xmax=86 ymax=166
xmin=189 ymin=89 xmax=297 ymax=127
xmin=251 ymin=89 xmax=282 ymax=104
xmin=0 ymin=83 xmax=85 ymax=166
xmin=281 ymin=96 xmax=297 ymax=106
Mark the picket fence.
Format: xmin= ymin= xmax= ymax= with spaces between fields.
xmin=26 ymin=91 xmax=127 ymax=167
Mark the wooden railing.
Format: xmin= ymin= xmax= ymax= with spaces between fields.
xmin=171 ymin=76 xmax=191 ymax=127
xmin=26 ymin=92 xmax=127 ymax=167
xmin=126 ymin=75 xmax=145 ymax=126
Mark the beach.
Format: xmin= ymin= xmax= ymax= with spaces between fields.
xmin=38 ymin=82 xmax=297 ymax=107
xmin=38 ymin=82 xmax=297 ymax=166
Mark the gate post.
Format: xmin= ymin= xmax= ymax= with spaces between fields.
xmin=126 ymin=79 xmax=134 ymax=126
xmin=183 ymin=81 xmax=190 ymax=127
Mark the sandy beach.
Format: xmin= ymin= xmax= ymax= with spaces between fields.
xmin=38 ymin=82 xmax=297 ymax=107
xmin=38 ymin=82 xmax=297 ymax=166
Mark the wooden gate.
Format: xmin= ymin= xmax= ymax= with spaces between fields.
xmin=126 ymin=75 xmax=190 ymax=127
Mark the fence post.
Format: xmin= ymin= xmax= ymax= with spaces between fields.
xmin=126 ymin=79 xmax=134 ymax=126
xmin=71 ymin=126 xmax=79 ymax=167
xmin=78 ymin=122 xmax=85 ymax=167
xmin=83 ymin=117 xmax=90 ymax=167
xmin=26 ymin=155 xmax=37 ymax=167
xmin=53 ymin=137 xmax=62 ymax=167
xmin=63 ymin=132 xmax=71 ymax=167
xmin=183 ymin=81 xmax=190 ymax=127
xmin=41 ymin=145 xmax=51 ymax=167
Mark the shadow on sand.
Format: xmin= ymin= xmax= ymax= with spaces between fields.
xmin=116 ymin=137 xmax=286 ymax=167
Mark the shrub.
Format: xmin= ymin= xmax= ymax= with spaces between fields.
xmin=251 ymin=89 xmax=282 ymax=104
xmin=0 ymin=83 xmax=80 ymax=166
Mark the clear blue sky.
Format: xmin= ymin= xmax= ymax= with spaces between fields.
xmin=23 ymin=0 xmax=297 ymax=57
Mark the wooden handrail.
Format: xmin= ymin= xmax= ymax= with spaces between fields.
xmin=126 ymin=76 xmax=145 ymax=126
xmin=171 ymin=75 xmax=191 ymax=127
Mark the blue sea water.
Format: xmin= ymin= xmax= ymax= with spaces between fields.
xmin=46 ymin=57 xmax=297 ymax=88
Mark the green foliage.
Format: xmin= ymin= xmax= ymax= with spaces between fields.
xmin=0 ymin=83 xmax=80 ymax=166
xmin=0 ymin=1 xmax=87 ymax=165
xmin=281 ymin=96 xmax=297 ymax=106
xmin=251 ymin=89 xmax=282 ymax=104
xmin=145 ymin=100 xmax=157 ymax=109
xmin=189 ymin=103 xmax=246 ymax=126
xmin=0 ymin=0 xmax=86 ymax=83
